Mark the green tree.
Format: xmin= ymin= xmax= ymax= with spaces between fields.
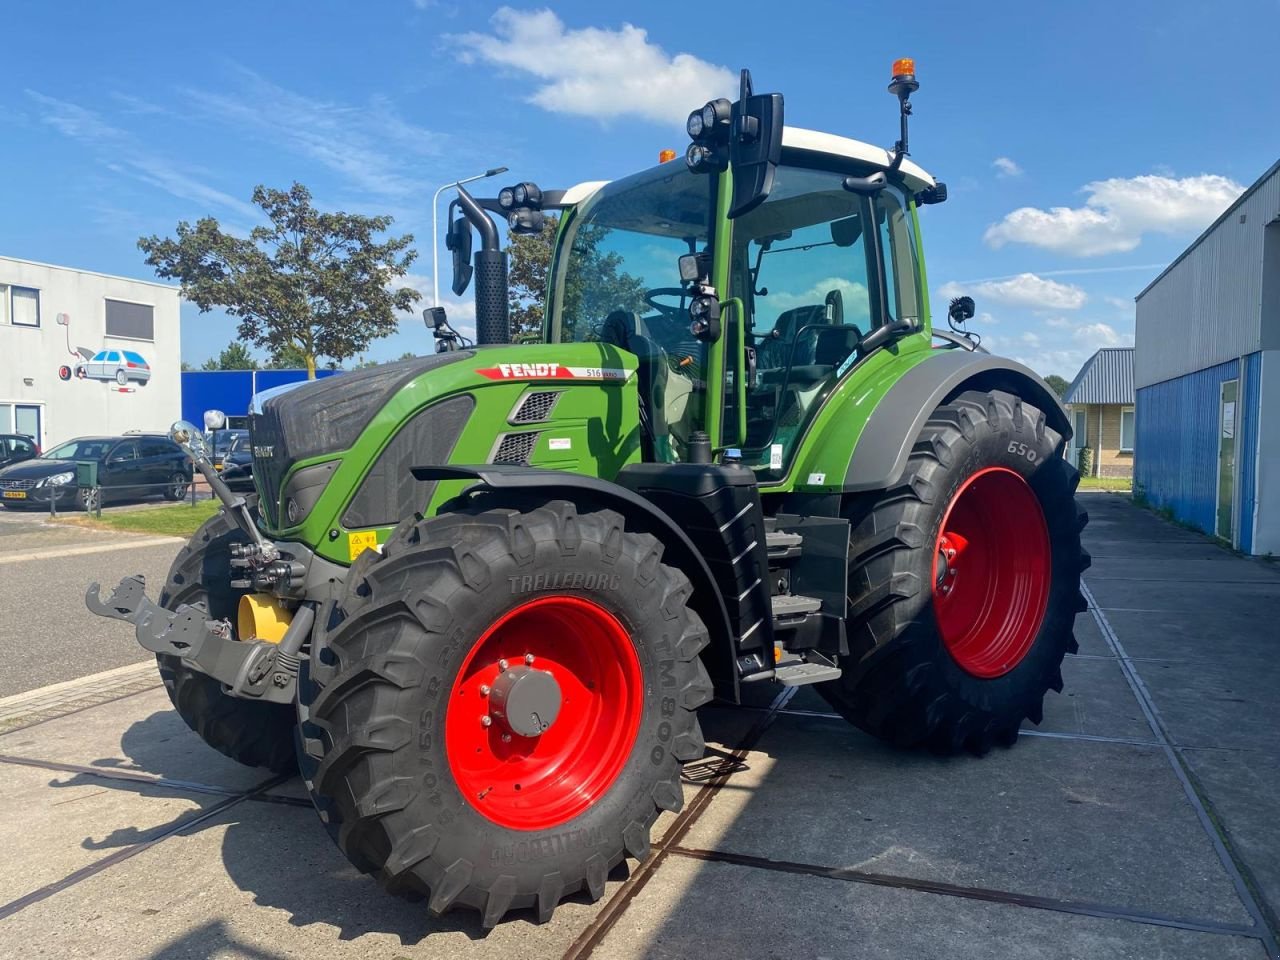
xmin=264 ymin=342 xmax=310 ymax=370
xmin=139 ymin=182 xmax=420 ymax=379
xmin=504 ymin=214 xmax=646 ymax=342
xmin=201 ymin=341 xmax=257 ymax=371
xmin=1044 ymin=374 xmax=1069 ymax=399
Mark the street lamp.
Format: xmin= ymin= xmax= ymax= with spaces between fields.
xmin=432 ymin=167 xmax=508 ymax=307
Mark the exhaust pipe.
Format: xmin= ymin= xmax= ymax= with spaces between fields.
xmin=456 ymin=186 xmax=511 ymax=346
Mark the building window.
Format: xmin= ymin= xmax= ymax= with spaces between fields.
xmin=11 ymin=287 xmax=40 ymax=327
xmin=105 ymin=299 xmax=155 ymax=341
xmin=1120 ymin=406 xmax=1135 ymax=453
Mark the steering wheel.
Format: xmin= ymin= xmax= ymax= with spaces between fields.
xmin=643 ymin=287 xmax=691 ymax=322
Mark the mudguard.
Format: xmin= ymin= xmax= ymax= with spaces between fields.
xmin=844 ymin=350 xmax=1072 ymax=492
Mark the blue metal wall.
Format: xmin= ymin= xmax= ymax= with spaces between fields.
xmin=1135 ymin=354 xmax=1261 ymax=543
xmin=1239 ymin=352 xmax=1262 ymax=554
xmin=181 ymin=369 xmax=341 ymax=425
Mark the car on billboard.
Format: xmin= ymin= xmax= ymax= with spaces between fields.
xmin=73 ymin=350 xmax=152 ymax=386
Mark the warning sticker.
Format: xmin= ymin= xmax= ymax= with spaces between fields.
xmin=348 ymin=530 xmax=380 ymax=561
xmin=548 ymin=437 xmax=572 ymax=451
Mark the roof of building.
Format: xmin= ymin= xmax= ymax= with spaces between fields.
xmin=0 ymin=255 xmax=179 ymax=291
xmin=1136 ymin=157 xmax=1280 ymax=300
xmin=1064 ymin=346 xmax=1135 ymax=405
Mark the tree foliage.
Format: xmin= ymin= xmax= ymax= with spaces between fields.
xmin=504 ymin=215 xmax=646 ymax=342
xmin=1043 ymin=374 xmax=1069 ymax=399
xmin=201 ymin=341 xmax=257 ymax=371
xmin=139 ymin=182 xmax=420 ymax=378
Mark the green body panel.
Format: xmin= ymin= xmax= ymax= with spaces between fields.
xmin=265 ymin=342 xmax=641 ymax=566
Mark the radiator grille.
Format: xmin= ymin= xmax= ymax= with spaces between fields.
xmin=492 ymin=432 xmax=540 ymax=464
xmin=511 ymin=391 xmax=561 ymax=423
xmin=0 ymin=478 xmax=37 ymax=491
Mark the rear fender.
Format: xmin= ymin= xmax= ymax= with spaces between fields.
xmin=845 ymin=351 xmax=1072 ymax=492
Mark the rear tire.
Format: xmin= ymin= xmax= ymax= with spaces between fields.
xmin=157 ymin=498 xmax=297 ymax=773
xmin=164 ymin=472 xmax=189 ymax=501
xmin=818 ymin=389 xmax=1090 ymax=755
xmin=298 ymin=499 xmax=712 ymax=927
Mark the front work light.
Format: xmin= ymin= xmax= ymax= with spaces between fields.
xmin=498 ymin=187 xmax=516 ymax=210
xmin=507 ymin=208 xmax=546 ymax=235
xmin=511 ymin=182 xmax=542 ymax=209
xmin=700 ymin=98 xmax=731 ymax=133
xmin=686 ymin=110 xmax=705 ymax=139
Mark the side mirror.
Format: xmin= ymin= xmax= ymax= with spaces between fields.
xmin=423 ymin=306 xmax=447 ymax=331
xmin=727 ymin=71 xmax=784 ymax=219
xmin=830 ymin=216 xmax=864 ymax=248
xmin=169 ymin=420 xmax=209 ymax=462
xmin=446 ymin=215 xmax=473 ymax=297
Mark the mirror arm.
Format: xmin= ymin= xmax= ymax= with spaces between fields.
xmin=858 ymin=318 xmax=915 ymax=355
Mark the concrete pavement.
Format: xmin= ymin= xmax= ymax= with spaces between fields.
xmin=0 ymin=492 xmax=1276 ymax=958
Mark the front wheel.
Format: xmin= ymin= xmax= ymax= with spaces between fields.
xmin=818 ymin=389 xmax=1090 ymax=755
xmin=299 ymin=499 xmax=712 ymax=927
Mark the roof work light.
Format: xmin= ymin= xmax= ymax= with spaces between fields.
xmin=685 ymin=96 xmax=732 ymax=174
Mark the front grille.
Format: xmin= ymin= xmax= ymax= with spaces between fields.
xmin=492 ymin=432 xmax=540 ymax=465
xmin=249 ymin=412 xmax=286 ymax=526
xmin=0 ymin=478 xmax=37 ymax=491
xmin=511 ymin=391 xmax=561 ymax=423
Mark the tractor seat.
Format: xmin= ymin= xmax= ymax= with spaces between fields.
xmin=755 ymin=305 xmax=825 ymax=370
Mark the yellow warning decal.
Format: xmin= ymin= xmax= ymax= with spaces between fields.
xmin=348 ymin=530 xmax=380 ymax=561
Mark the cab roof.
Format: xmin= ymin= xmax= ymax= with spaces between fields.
xmin=560 ymin=125 xmax=936 ymax=206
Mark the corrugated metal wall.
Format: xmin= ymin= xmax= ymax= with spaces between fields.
xmin=1134 ymin=164 xmax=1280 ymax=389
xmin=1239 ymin=351 xmax=1262 ymax=554
xmin=1134 ymin=357 xmax=1243 ymax=536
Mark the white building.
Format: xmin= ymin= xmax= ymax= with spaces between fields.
xmin=1 ymin=257 xmax=181 ymax=449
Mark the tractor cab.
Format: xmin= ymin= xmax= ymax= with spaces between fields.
xmin=542 ymin=128 xmax=939 ymax=477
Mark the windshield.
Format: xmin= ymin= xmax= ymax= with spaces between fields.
xmin=212 ymin=430 xmax=248 ymax=455
xmin=45 ymin=439 xmax=113 ymax=460
xmin=549 ymin=165 xmax=717 ymax=461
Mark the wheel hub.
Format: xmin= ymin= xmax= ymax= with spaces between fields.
xmin=488 ymin=663 xmax=562 ymax=737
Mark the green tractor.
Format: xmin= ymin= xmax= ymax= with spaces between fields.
xmin=88 ymin=62 xmax=1088 ymax=927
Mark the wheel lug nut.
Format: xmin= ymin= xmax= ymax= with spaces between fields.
xmin=501 ymin=733 xmax=512 ymax=743
xmin=498 ymin=658 xmax=509 ymax=671
xmin=480 ymin=715 xmax=492 ymax=727
xmin=479 ymin=684 xmax=490 ymax=696
xmin=524 ymin=653 xmax=535 ymax=665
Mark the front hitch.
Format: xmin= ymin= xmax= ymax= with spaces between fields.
xmin=86 ymin=575 xmax=300 ymax=704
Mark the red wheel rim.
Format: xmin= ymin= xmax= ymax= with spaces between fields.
xmin=445 ymin=595 xmax=643 ymax=830
xmin=932 ymin=467 xmax=1051 ymax=678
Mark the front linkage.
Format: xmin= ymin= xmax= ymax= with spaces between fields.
xmin=86 ymin=419 xmax=307 ymax=706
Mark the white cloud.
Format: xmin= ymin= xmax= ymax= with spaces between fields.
xmin=1073 ymin=321 xmax=1127 ymax=347
xmin=1044 ymin=316 xmax=1073 ymax=329
xmin=183 ymin=67 xmax=448 ymax=198
xmin=992 ymin=157 xmax=1022 ymax=178
xmin=985 ymin=173 xmax=1244 ymax=257
xmin=937 ymin=272 xmax=1087 ymax=311
xmin=450 ymin=8 xmax=735 ymax=126
xmin=26 ymin=90 xmax=259 ymax=220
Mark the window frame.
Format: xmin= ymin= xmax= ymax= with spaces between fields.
xmin=10 ymin=286 xmax=41 ymax=328
xmin=1119 ymin=405 xmax=1135 ymax=453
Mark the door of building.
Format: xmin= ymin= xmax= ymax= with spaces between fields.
xmin=14 ymin=405 xmax=41 ymax=447
xmin=1217 ymin=380 xmax=1238 ymax=540
xmin=1069 ymin=408 xmax=1088 ymax=471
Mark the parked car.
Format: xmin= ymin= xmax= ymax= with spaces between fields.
xmin=219 ymin=433 xmax=255 ymax=493
xmin=210 ymin=428 xmax=249 ymax=471
xmin=0 ymin=434 xmax=191 ymax=510
xmin=73 ymin=350 xmax=152 ymax=386
xmin=0 ymin=434 xmax=39 ymax=469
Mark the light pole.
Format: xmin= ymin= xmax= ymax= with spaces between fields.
xmin=432 ymin=167 xmax=508 ymax=307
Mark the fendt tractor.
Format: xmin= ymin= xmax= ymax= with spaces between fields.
xmin=89 ymin=62 xmax=1089 ymax=927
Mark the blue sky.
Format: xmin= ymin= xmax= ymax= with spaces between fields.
xmin=3 ymin=0 xmax=1277 ymax=376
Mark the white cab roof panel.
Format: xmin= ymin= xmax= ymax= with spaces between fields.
xmin=782 ymin=127 xmax=936 ymax=191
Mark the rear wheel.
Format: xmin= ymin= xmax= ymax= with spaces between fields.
xmin=157 ymin=498 xmax=297 ymax=773
xmin=164 ymin=471 xmax=189 ymax=501
xmin=298 ymin=499 xmax=712 ymax=927
xmin=818 ymin=389 xmax=1090 ymax=754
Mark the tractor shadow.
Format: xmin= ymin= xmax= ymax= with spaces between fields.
xmin=44 ymin=708 xmax=624 ymax=944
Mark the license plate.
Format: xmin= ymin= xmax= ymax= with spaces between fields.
xmin=2 ymin=491 xmax=26 ymax=499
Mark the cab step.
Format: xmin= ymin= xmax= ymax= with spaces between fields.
xmin=771 ymin=592 xmax=821 ymax=628
xmin=774 ymin=659 xmax=842 ymax=686
xmin=765 ymin=529 xmax=804 ymax=561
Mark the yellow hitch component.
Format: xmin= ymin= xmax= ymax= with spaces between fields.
xmin=237 ymin=593 xmax=292 ymax=643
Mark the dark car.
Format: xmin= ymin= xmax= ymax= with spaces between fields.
xmin=0 ymin=434 xmax=193 ymax=510
xmin=219 ymin=433 xmax=255 ymax=493
xmin=211 ymin=428 xmax=249 ymax=472
xmin=0 ymin=434 xmax=39 ymax=469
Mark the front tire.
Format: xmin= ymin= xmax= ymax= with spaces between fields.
xmin=818 ymin=389 xmax=1090 ymax=755
xmin=299 ymin=499 xmax=712 ymax=927
xmin=157 ymin=499 xmax=297 ymax=773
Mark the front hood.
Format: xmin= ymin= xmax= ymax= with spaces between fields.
xmin=0 ymin=459 xmax=75 ymax=480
